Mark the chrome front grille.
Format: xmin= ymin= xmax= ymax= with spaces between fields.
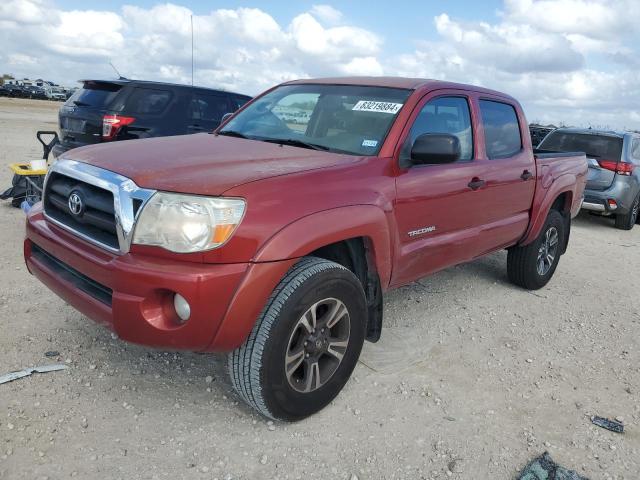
xmin=43 ymin=159 xmax=155 ymax=254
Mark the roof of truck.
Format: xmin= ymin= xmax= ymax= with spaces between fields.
xmin=283 ymin=76 xmax=514 ymax=99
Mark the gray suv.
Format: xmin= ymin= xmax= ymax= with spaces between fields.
xmin=539 ymin=128 xmax=640 ymax=230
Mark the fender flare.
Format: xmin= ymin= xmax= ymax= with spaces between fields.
xmin=254 ymin=205 xmax=393 ymax=287
xmin=205 ymin=205 xmax=394 ymax=351
xmin=520 ymin=173 xmax=576 ymax=246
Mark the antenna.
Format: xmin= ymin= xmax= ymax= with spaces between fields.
xmin=109 ymin=62 xmax=126 ymax=80
xmin=191 ymin=15 xmax=194 ymax=86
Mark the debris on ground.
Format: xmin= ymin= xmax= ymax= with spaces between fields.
xmin=591 ymin=416 xmax=624 ymax=433
xmin=44 ymin=350 xmax=60 ymax=357
xmin=0 ymin=364 xmax=68 ymax=384
xmin=517 ymin=452 xmax=588 ymax=480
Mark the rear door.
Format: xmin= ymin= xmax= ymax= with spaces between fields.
xmin=114 ymin=86 xmax=174 ymax=139
xmin=474 ymin=98 xmax=535 ymax=252
xmin=58 ymin=81 xmax=125 ymax=150
xmin=539 ymin=131 xmax=623 ymax=191
xmin=187 ymin=92 xmax=234 ymax=133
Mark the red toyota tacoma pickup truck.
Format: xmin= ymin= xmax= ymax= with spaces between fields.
xmin=25 ymin=77 xmax=587 ymax=420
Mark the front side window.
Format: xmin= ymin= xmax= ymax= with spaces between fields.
xmin=479 ymin=100 xmax=522 ymax=159
xmin=220 ymin=84 xmax=412 ymax=155
xmin=401 ymin=96 xmax=473 ymax=162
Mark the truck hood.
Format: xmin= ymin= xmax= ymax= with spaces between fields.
xmin=65 ymin=133 xmax=358 ymax=195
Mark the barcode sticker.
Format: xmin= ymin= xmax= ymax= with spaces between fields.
xmin=352 ymin=101 xmax=403 ymax=114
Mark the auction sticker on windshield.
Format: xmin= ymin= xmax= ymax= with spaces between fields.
xmin=352 ymin=101 xmax=403 ymax=114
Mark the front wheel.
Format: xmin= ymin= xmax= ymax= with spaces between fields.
xmin=507 ymin=210 xmax=565 ymax=290
xmin=228 ymin=257 xmax=367 ymax=421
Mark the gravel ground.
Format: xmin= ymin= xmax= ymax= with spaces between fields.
xmin=0 ymin=97 xmax=638 ymax=480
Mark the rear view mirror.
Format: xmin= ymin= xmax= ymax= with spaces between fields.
xmin=411 ymin=133 xmax=461 ymax=165
xmin=221 ymin=112 xmax=233 ymax=124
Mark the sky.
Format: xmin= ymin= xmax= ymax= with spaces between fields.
xmin=1 ymin=0 xmax=639 ymax=129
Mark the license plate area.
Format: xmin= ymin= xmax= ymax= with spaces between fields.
xmin=61 ymin=117 xmax=86 ymax=133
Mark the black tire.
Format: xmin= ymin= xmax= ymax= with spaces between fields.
xmin=614 ymin=194 xmax=639 ymax=230
xmin=228 ymin=257 xmax=367 ymax=421
xmin=507 ymin=209 xmax=565 ymax=290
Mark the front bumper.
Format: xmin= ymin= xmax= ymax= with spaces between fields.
xmin=25 ymin=206 xmax=295 ymax=352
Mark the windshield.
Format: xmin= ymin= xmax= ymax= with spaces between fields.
xmin=220 ymin=84 xmax=412 ymax=155
xmin=540 ymin=131 xmax=623 ymax=160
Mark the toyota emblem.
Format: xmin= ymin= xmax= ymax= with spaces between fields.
xmin=68 ymin=191 xmax=84 ymax=216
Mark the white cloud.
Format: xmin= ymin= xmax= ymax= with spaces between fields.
xmin=0 ymin=1 xmax=639 ymax=129
xmin=0 ymin=0 xmax=47 ymax=24
xmin=392 ymin=1 xmax=640 ymax=129
xmin=310 ymin=4 xmax=343 ymax=24
xmin=503 ymin=0 xmax=639 ymax=39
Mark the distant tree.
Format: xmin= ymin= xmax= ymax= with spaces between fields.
xmin=1 ymin=73 xmax=15 ymax=85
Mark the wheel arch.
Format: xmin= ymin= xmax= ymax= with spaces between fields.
xmin=253 ymin=205 xmax=393 ymax=288
xmin=253 ymin=205 xmax=393 ymax=342
xmin=520 ymin=174 xmax=577 ymax=248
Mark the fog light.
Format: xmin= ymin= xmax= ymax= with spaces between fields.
xmin=173 ymin=293 xmax=191 ymax=322
xmin=608 ymin=199 xmax=617 ymax=210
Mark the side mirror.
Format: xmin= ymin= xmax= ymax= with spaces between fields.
xmin=410 ymin=133 xmax=461 ymax=165
xmin=221 ymin=112 xmax=234 ymax=124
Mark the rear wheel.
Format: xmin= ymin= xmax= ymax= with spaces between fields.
xmin=614 ymin=194 xmax=639 ymax=230
xmin=228 ymin=257 xmax=367 ymax=421
xmin=507 ymin=210 xmax=565 ymax=290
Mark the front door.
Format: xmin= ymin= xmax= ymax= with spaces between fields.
xmin=392 ymin=92 xmax=493 ymax=286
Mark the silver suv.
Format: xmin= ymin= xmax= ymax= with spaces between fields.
xmin=539 ymin=128 xmax=640 ymax=230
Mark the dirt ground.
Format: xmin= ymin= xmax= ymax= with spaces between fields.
xmin=0 ymin=97 xmax=638 ymax=480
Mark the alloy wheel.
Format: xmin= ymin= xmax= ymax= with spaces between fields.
xmin=537 ymin=226 xmax=559 ymax=276
xmin=285 ymin=298 xmax=350 ymax=393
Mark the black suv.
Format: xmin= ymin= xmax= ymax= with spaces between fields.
xmin=53 ymin=79 xmax=251 ymax=158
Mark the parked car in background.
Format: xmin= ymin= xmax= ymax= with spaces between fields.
xmin=539 ymin=128 xmax=640 ymax=229
xmin=52 ymin=79 xmax=251 ymax=158
xmin=24 ymin=86 xmax=48 ymax=100
xmin=46 ymin=87 xmax=67 ymax=101
xmin=4 ymin=84 xmax=28 ymax=98
xmin=26 ymin=76 xmax=587 ymax=420
xmin=0 ymin=85 xmax=8 ymax=97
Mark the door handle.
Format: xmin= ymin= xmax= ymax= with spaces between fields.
xmin=521 ymin=170 xmax=533 ymax=180
xmin=468 ymin=178 xmax=486 ymax=190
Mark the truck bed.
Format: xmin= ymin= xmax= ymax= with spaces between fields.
xmin=533 ymin=148 xmax=585 ymax=159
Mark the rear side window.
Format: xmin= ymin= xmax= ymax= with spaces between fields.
xmin=122 ymin=88 xmax=172 ymax=114
xmin=540 ymin=132 xmax=623 ymax=161
xmin=479 ymin=100 xmax=522 ymax=159
xmin=629 ymin=138 xmax=640 ymax=164
xmin=189 ymin=93 xmax=232 ymax=123
xmin=65 ymin=81 xmax=122 ymax=108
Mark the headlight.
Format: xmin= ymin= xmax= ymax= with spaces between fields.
xmin=132 ymin=192 xmax=246 ymax=253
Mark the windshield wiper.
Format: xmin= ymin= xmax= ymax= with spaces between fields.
xmin=262 ymin=138 xmax=330 ymax=151
xmin=217 ymin=130 xmax=249 ymax=139
xmin=73 ymin=100 xmax=90 ymax=107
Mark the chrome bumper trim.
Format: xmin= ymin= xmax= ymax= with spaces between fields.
xmin=581 ymin=201 xmax=606 ymax=212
